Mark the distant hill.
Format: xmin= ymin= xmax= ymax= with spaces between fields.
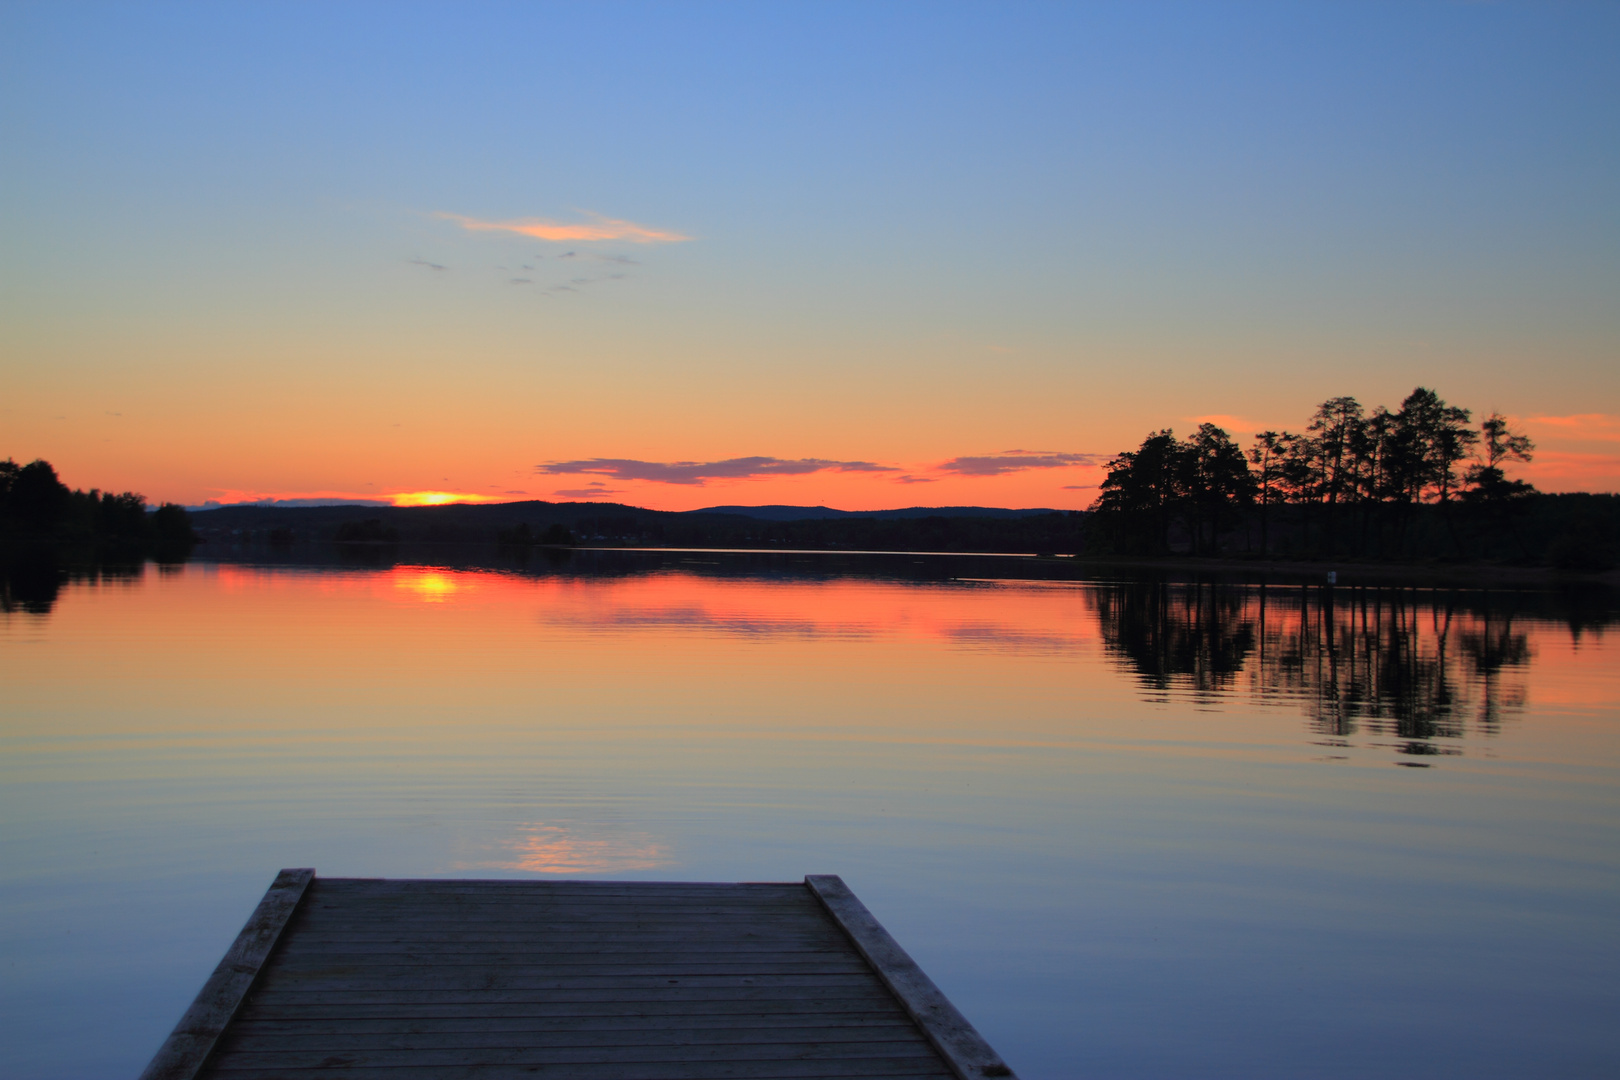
xmin=187 ymin=498 xmax=1087 ymax=554
xmin=189 ymin=498 xmax=390 ymax=510
xmin=693 ymin=505 xmax=1062 ymax=521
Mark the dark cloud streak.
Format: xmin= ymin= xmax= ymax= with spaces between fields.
xmin=937 ymin=451 xmax=1102 ymax=476
xmin=538 ymin=457 xmax=898 ymax=486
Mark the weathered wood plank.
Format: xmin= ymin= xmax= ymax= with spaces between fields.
xmin=215 ymin=1029 xmax=936 ymax=1054
xmin=139 ymin=868 xmax=314 ymax=1080
xmin=312 ymin=879 xmax=800 ymax=890
xmin=302 ymin=892 xmax=818 ymax=909
xmin=205 ymin=1060 xmax=953 ymax=1080
xmin=250 ymin=972 xmax=883 ymax=993
xmin=305 ymin=888 xmax=812 ymax=906
xmin=234 ymin=998 xmax=909 ymax=1021
xmin=305 ymin=892 xmax=811 ymax=906
xmin=294 ymin=898 xmax=811 ymax=913
xmin=806 ymin=875 xmax=1016 ymax=1080
xmin=241 ymin=990 xmax=906 ymax=1012
xmin=282 ymin=926 xmax=845 ymax=941
xmin=208 ymin=1039 xmax=945 ymax=1068
xmin=266 ymin=956 xmax=871 ymax=975
xmin=276 ymin=937 xmax=849 ymax=953
xmin=271 ymin=941 xmax=856 ymax=956
xmin=290 ymin=912 xmax=832 ymax=929
xmin=297 ymin=901 xmax=823 ymax=916
xmin=228 ymin=1015 xmax=924 ymax=1036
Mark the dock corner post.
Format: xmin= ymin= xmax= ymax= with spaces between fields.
xmin=805 ymin=874 xmax=1019 ymax=1080
xmin=138 ymin=868 xmax=315 ymax=1080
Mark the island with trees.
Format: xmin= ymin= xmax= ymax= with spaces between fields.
xmin=1089 ymin=387 xmax=1616 ymax=571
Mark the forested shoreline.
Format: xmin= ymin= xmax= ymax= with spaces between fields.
xmin=0 ymin=459 xmax=195 ymax=558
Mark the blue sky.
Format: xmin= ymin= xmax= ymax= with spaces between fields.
xmin=4 ymin=1 xmax=1617 ymax=506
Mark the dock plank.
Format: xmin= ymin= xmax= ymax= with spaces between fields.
xmin=139 ymin=869 xmax=314 ymax=1080
xmin=206 ymin=1062 xmax=952 ymax=1080
xmin=234 ymin=999 xmax=909 ymax=1021
xmin=206 ymin=1039 xmax=945 ymax=1068
xmin=808 ymin=876 xmax=1016 ymax=1080
xmin=135 ymin=873 xmax=1012 ymax=1080
xmin=226 ymin=1023 xmax=926 ymax=1049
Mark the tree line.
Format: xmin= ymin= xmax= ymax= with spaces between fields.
xmin=1089 ymin=388 xmax=1613 ymax=567
xmin=0 ymin=458 xmax=195 ymax=558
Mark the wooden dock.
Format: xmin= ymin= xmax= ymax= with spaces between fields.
xmin=140 ymin=871 xmax=1018 ymax=1080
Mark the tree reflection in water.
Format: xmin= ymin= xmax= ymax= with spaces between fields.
xmin=0 ymin=552 xmax=145 ymax=615
xmin=1088 ymin=581 xmax=1566 ymax=758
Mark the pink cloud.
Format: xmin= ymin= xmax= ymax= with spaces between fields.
xmin=1526 ymin=414 xmax=1620 ymax=443
xmin=437 ymin=211 xmax=691 ymax=244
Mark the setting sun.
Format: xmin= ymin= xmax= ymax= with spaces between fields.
xmin=389 ymin=491 xmax=503 ymax=507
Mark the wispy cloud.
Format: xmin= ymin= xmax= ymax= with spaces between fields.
xmin=895 ymin=474 xmax=938 ymax=484
xmin=408 ymin=257 xmax=448 ymax=271
xmin=1527 ymin=413 xmax=1620 ymax=442
xmin=554 ymin=481 xmax=624 ymax=498
xmin=438 ymin=211 xmax=691 ymax=244
xmin=936 ymin=451 xmax=1102 ymax=477
xmin=538 ymin=457 xmax=897 ymax=486
xmin=558 ymin=251 xmax=639 ymax=265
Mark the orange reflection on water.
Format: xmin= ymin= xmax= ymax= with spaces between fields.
xmin=393 ymin=569 xmax=464 ymax=603
xmin=458 ymin=823 xmax=670 ymax=875
xmin=13 ymin=562 xmax=1618 ymax=771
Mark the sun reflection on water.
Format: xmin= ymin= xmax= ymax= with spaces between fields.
xmin=393 ymin=569 xmax=462 ymax=602
xmin=458 ymin=823 xmax=671 ymax=875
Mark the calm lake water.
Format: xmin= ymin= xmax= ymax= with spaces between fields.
xmin=3 ymin=549 xmax=1619 ymax=1079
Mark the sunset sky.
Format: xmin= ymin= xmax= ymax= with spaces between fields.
xmin=4 ymin=1 xmax=1618 ymax=510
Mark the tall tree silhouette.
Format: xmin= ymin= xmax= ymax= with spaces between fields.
xmin=1307 ymin=396 xmax=1364 ymax=508
xmin=1096 ymin=429 xmax=1181 ymax=552
xmin=1180 ymin=424 xmax=1256 ymax=554
xmin=1465 ymin=413 xmax=1536 ymax=502
xmin=1248 ymin=431 xmax=1296 ymax=554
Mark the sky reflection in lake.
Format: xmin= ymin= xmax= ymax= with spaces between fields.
xmin=2 ymin=553 xmax=1618 ymax=1079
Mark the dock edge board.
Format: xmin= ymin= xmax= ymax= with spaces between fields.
xmin=137 ymin=868 xmax=315 ymax=1080
xmin=805 ymin=874 xmax=1018 ymax=1080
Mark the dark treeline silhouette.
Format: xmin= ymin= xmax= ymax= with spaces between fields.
xmin=497 ymin=522 xmax=577 ymax=547
xmin=635 ymin=511 xmax=1086 ymax=553
xmin=333 ymin=519 xmax=401 ymax=544
xmin=1089 ymin=578 xmax=1605 ymax=758
xmin=0 ymin=459 xmax=195 ymax=558
xmin=1090 ymin=388 xmax=1618 ymax=569
xmin=1 ymin=458 xmax=196 ymax=613
xmin=198 ymin=501 xmax=1088 ymax=555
